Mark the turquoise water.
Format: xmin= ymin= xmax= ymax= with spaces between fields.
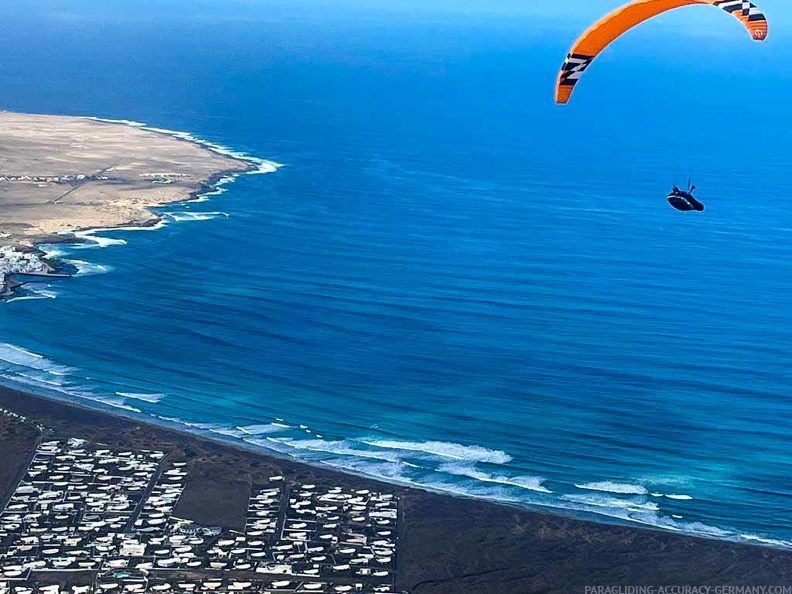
xmin=0 ymin=2 xmax=791 ymax=547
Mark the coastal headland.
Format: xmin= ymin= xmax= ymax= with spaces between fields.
xmin=0 ymin=111 xmax=251 ymax=247
xmin=0 ymin=111 xmax=253 ymax=293
xmin=0 ymin=387 xmax=789 ymax=594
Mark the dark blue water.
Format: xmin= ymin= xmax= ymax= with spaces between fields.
xmin=1 ymin=2 xmax=791 ymax=546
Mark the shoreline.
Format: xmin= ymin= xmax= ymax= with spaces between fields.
xmin=0 ymin=111 xmax=270 ymax=298
xmin=0 ymin=367 xmax=788 ymax=555
xmin=0 ymin=382 xmax=789 ymax=592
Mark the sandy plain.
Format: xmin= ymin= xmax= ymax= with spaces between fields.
xmin=0 ymin=111 xmax=251 ymax=247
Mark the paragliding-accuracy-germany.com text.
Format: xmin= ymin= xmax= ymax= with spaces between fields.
xmin=585 ymin=586 xmax=792 ymax=594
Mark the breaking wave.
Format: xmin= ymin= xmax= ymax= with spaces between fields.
xmin=575 ymin=481 xmax=649 ymax=495
xmin=164 ymin=211 xmax=229 ymax=222
xmin=360 ymin=439 xmax=512 ymax=464
xmin=83 ymin=116 xmax=284 ymax=174
xmin=116 ymin=392 xmax=166 ymax=404
xmin=438 ymin=462 xmax=552 ymax=493
xmin=564 ymin=492 xmax=661 ymax=513
xmin=5 ymin=292 xmax=56 ymax=304
xmin=274 ymin=438 xmax=403 ymax=463
xmin=201 ymin=423 xmax=287 ymax=439
xmin=69 ymin=260 xmax=113 ymax=276
xmin=237 ymin=423 xmax=287 ymax=435
xmin=93 ymin=396 xmax=142 ymax=413
xmin=0 ymin=343 xmax=73 ymax=374
xmin=70 ymin=230 xmax=128 ymax=248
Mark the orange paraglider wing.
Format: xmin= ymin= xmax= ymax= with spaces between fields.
xmin=555 ymin=0 xmax=768 ymax=104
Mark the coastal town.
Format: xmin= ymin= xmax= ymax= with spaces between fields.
xmin=0 ymin=247 xmax=63 ymax=296
xmin=0 ymin=247 xmax=49 ymax=278
xmin=0 ymin=420 xmax=403 ymax=594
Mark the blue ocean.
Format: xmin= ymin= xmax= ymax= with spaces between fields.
xmin=1 ymin=1 xmax=791 ymax=546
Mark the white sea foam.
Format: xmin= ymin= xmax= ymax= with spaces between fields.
xmin=208 ymin=427 xmax=247 ymax=438
xmin=563 ymin=493 xmax=661 ymax=513
xmin=0 ymin=344 xmax=155 ymax=421
xmin=70 ymin=260 xmax=113 ymax=276
xmin=29 ymin=287 xmax=59 ymax=300
xmin=0 ymin=373 xmax=51 ymax=391
xmin=241 ymin=436 xmax=295 ymax=455
xmin=88 ymin=118 xmax=284 ymax=173
xmin=739 ymin=534 xmax=792 ymax=548
xmin=321 ymin=459 xmax=410 ymax=483
xmin=252 ymin=160 xmax=282 ymax=174
xmin=183 ymin=421 xmax=222 ymax=431
xmin=17 ymin=372 xmax=63 ymax=388
xmin=402 ymin=473 xmax=521 ymax=505
xmin=83 ymin=117 xmax=147 ymax=128
xmin=164 ymin=211 xmax=229 ymax=222
xmin=665 ymin=494 xmax=694 ymax=501
xmin=274 ymin=438 xmax=402 ymax=463
xmin=108 ymin=222 xmax=168 ymax=233
xmin=574 ymin=481 xmax=648 ymax=496
xmin=93 ymin=396 xmax=141 ymax=414
xmin=209 ymin=423 xmax=284 ymax=439
xmin=55 ymin=213 xmax=170 ymax=251
xmin=0 ymin=346 xmax=138 ymax=415
xmin=437 ymin=462 xmax=552 ymax=493
xmin=70 ymin=230 xmax=127 ymax=248
xmin=237 ymin=423 xmax=283 ymax=435
xmin=549 ymin=495 xmax=792 ymax=550
xmin=361 ymin=439 xmax=512 ymax=464
xmin=40 ymin=245 xmax=68 ymax=258
xmin=0 ymin=343 xmax=73 ymax=374
xmin=116 ymin=392 xmax=165 ymax=404
xmin=156 ymin=415 xmax=185 ymax=425
xmin=5 ymin=295 xmax=51 ymax=304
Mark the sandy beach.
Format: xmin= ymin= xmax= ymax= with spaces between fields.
xmin=0 ymin=386 xmax=789 ymax=594
xmin=0 ymin=111 xmax=251 ymax=248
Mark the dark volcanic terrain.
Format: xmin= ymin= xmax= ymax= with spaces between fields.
xmin=0 ymin=386 xmax=790 ymax=594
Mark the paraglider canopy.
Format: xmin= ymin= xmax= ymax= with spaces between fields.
xmin=555 ymin=0 xmax=768 ymax=104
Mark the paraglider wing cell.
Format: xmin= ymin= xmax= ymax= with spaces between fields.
xmin=555 ymin=0 xmax=768 ymax=104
